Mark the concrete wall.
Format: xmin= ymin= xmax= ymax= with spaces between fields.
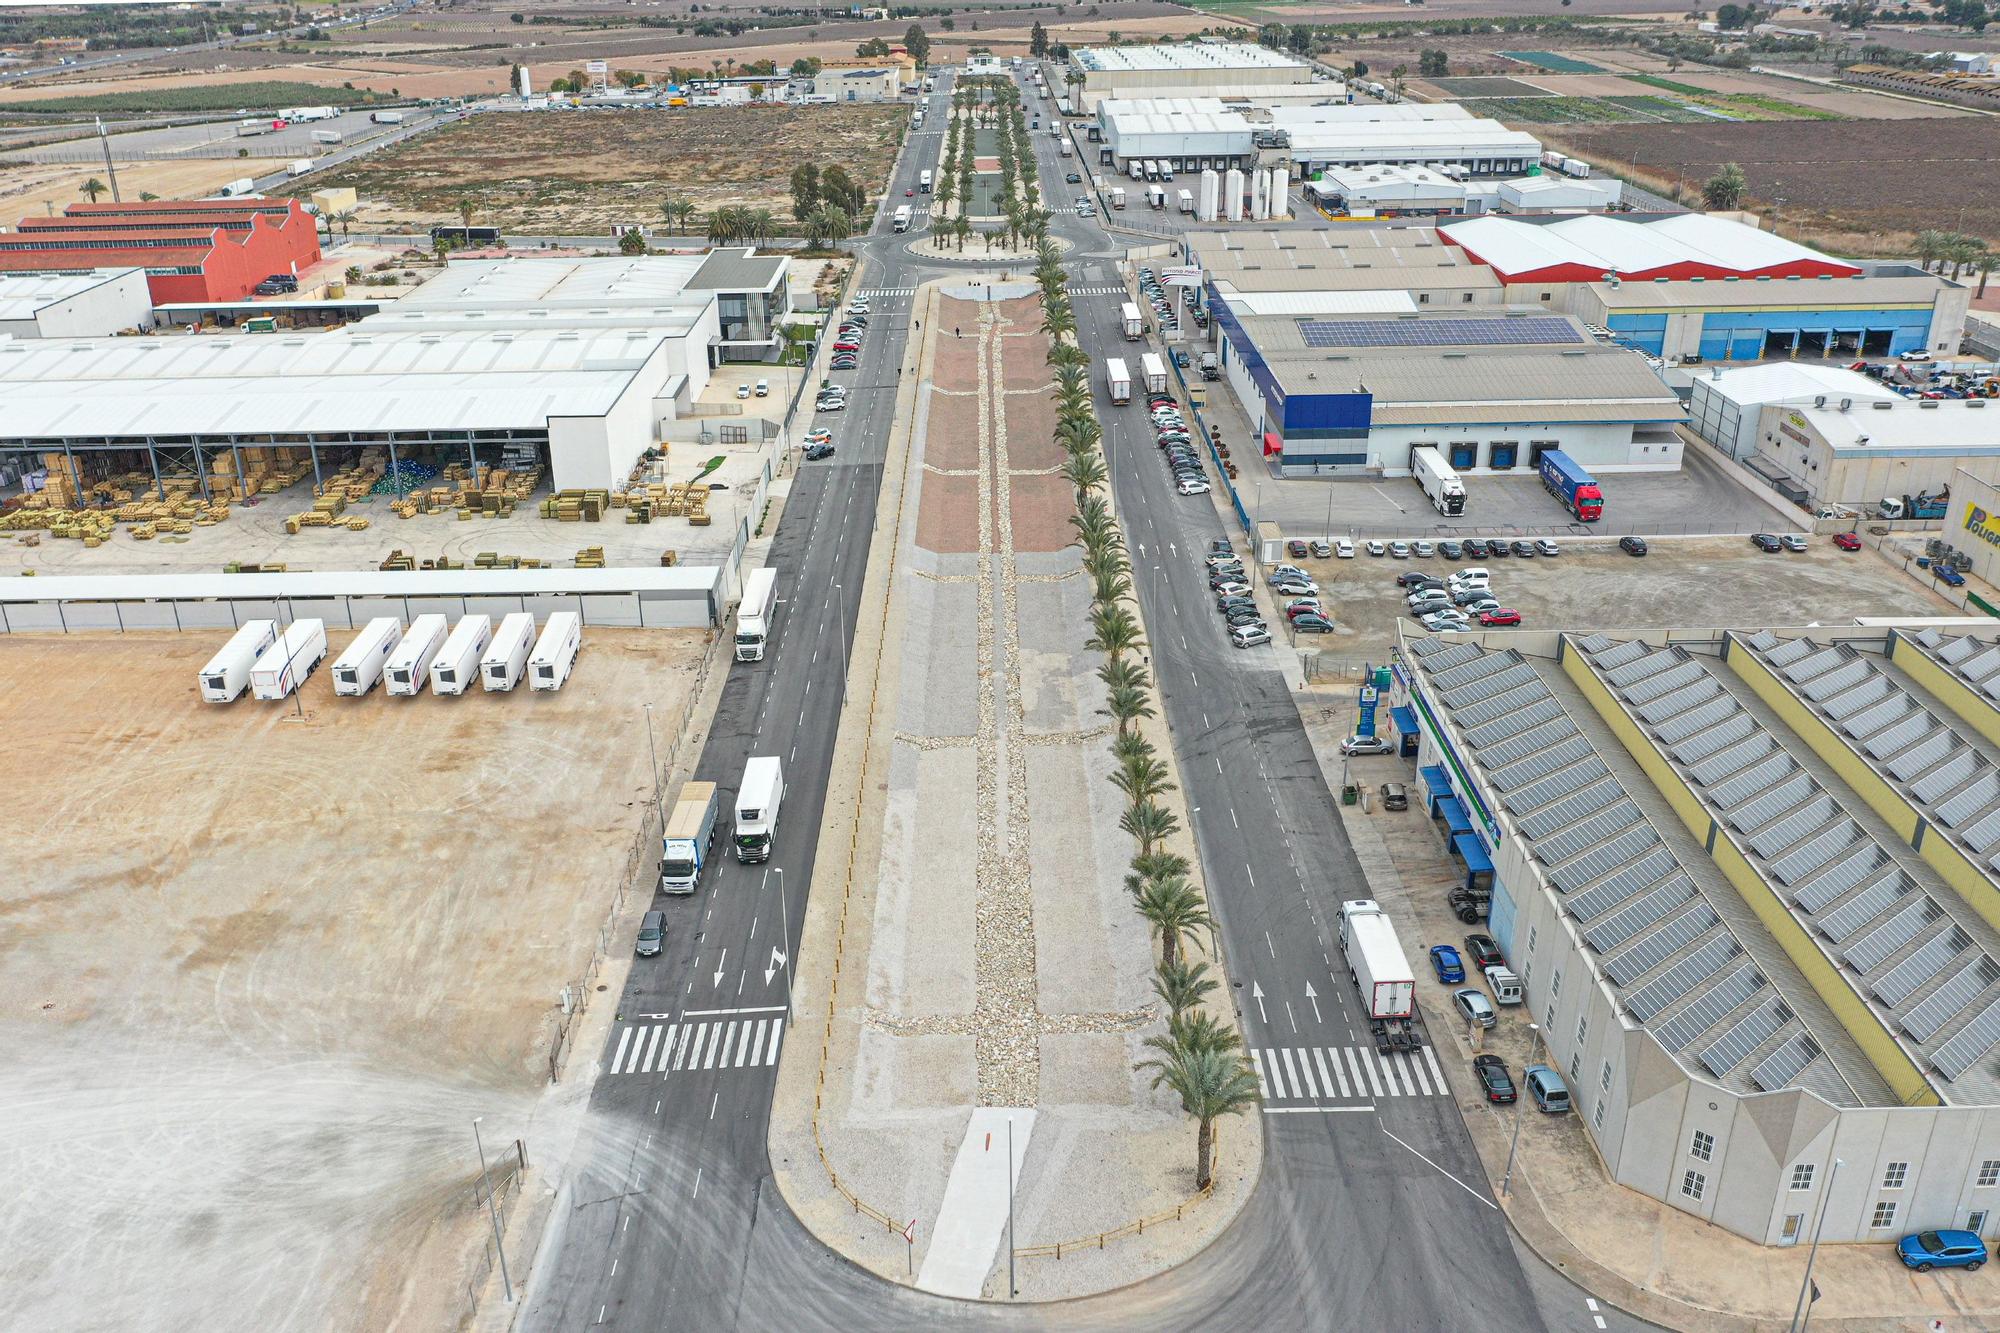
xmin=6 ymin=269 xmax=155 ymax=338
xmin=0 ymin=586 xmax=714 ymax=633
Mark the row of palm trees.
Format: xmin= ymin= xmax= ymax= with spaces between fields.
xmin=929 ymin=78 xmax=1049 ymax=254
xmin=1035 ymin=243 xmax=1257 ymax=1193
xmin=1915 ymin=229 xmax=1998 ymax=293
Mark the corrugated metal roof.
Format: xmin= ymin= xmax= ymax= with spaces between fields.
xmin=1442 ymin=213 xmax=1860 ymax=279
xmin=1593 ymin=274 xmax=1943 ymax=310
xmin=0 ymin=267 xmax=142 ymax=322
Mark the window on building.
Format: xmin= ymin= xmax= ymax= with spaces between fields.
xmin=1970 ymin=1210 xmax=1991 ymax=1236
xmin=1528 ymin=925 xmax=1538 ymax=955
xmin=1883 ymin=1162 xmax=1908 ymax=1190
xmin=1551 ymin=969 xmax=1562 ymax=999
xmin=1576 ymin=1015 xmax=1589 ymax=1048
xmin=1600 ymin=1061 xmax=1613 ymax=1093
xmin=1691 ymin=1130 xmax=1714 ymax=1162
xmin=1570 ymin=1052 xmax=1581 ymax=1081
xmin=1682 ymin=1170 xmax=1706 ymax=1202
xmin=1462 ymin=292 xmax=1475 ymax=304
xmin=1979 ymin=1161 xmax=2000 ymax=1188
xmin=1418 ymin=293 xmax=1431 ymax=304
xmin=1790 ymin=1164 xmax=1816 ymax=1191
xmin=1593 ymin=1098 xmax=1607 ymax=1130
xmin=1546 ymin=1004 xmax=1556 ymax=1030
xmin=1540 ymin=292 xmax=1553 ymax=302
xmin=1871 ymin=1202 xmax=1898 ymax=1229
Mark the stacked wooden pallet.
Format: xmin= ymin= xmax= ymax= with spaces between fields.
xmin=575 ymin=546 xmax=606 ymax=569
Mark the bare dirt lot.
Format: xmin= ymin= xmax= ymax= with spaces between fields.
xmin=0 ymin=157 xmax=292 ymax=221
xmin=0 ymin=626 xmax=707 ymax=1332
xmin=319 ymin=103 xmax=906 ymax=232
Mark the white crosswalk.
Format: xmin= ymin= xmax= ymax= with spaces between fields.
xmin=1071 ymin=285 xmax=1126 ymax=296
xmin=1251 ymin=1043 xmax=1450 ymax=1107
xmin=857 ymin=287 xmax=917 ymax=298
xmin=608 ymin=1013 xmax=785 ymax=1076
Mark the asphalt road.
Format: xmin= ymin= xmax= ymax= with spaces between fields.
xmin=0 ymin=2 xmax=421 ymax=86
xmin=520 ymin=69 xmax=1659 ymax=1333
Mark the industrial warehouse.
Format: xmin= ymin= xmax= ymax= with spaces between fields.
xmin=1064 ymin=41 xmax=1318 ymax=111
xmin=1394 ymin=624 xmax=2000 ymax=1248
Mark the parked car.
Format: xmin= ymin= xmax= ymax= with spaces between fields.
xmin=1366 ymin=540 xmax=1387 ymax=557
xmin=1473 ymin=1054 xmax=1517 ymax=1105
xmin=1340 ymin=735 xmax=1394 ymax=756
xmin=1751 ymin=532 xmax=1783 ymax=553
xmin=1207 ymin=540 xmax=1234 ymax=558
xmin=1464 ymin=934 xmax=1504 ymax=969
xmin=1429 ymin=943 xmax=1464 ymax=983
xmin=736 ymin=383 xmax=752 ymax=399
xmin=1291 ymin=614 xmax=1336 ymax=633
xmin=1413 ymin=540 xmax=1435 ymax=558
xmin=1224 ymin=607 xmax=1263 ymax=628
xmin=1273 ymin=579 xmax=1319 ymax=598
xmin=1781 ymin=533 xmax=1808 ymax=552
xmin=1463 ymin=539 xmax=1491 ymax=558
xmin=1486 ymin=540 xmax=1509 ymax=559
xmin=1211 ymin=579 xmax=1251 ymax=597
xmin=1420 ymin=610 xmax=1470 ymax=632
xmin=1899 ymin=1230 xmax=1988 ymax=1272
xmin=635 ymin=910 xmax=667 ymax=957
xmin=1285 ymin=599 xmax=1324 ymax=619
xmin=1288 ymin=539 xmax=1310 ymax=559
xmin=1310 ymin=540 xmax=1333 ymax=559
xmin=1833 ymin=532 xmax=1862 ymax=552
xmin=1509 ymin=540 xmax=1536 ymax=558
xmin=1380 ymin=781 xmax=1409 ymax=811
xmin=1524 ymin=1064 xmax=1570 ymax=1114
xmin=1177 ymin=478 xmax=1211 ymax=495
xmin=1440 ymin=540 xmax=1464 ymax=560
xmin=1453 ymin=987 xmax=1497 ymax=1029
xmin=1336 ymin=539 xmax=1355 ymax=559
xmin=816 ymin=396 xmax=847 ymax=412
xmin=1938 ymin=565 xmax=1968 ymax=587
xmin=1450 ymin=587 xmax=1493 ymax=607
xmin=1458 ymin=598 xmax=1501 ymax=617
xmin=1479 ymin=608 xmax=1524 ymax=627
xmin=803 ymin=442 xmax=836 ymax=461
xmin=1230 ymin=623 xmax=1272 ymax=648
xmin=1535 ymin=539 xmax=1560 ymax=557
xmin=1389 ymin=541 xmax=1411 ymax=560
xmin=1399 ymin=571 xmax=1443 ymax=589
xmin=1619 ymin=535 xmax=1648 ymax=557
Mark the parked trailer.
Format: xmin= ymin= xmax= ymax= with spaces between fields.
xmin=1560 ymin=158 xmax=1592 ymax=179
xmin=429 ymin=615 xmax=492 ymax=696
xmin=736 ymin=567 xmax=778 ymax=662
xmin=371 ymin=110 xmax=406 ymax=124
xmin=1105 ymin=356 xmax=1131 ymax=405
xmin=1537 ymin=449 xmax=1603 ymax=521
xmin=660 ymin=780 xmax=721 ymax=894
xmin=1411 ymin=445 xmax=1467 ymax=516
xmin=249 ymin=619 xmax=327 ymax=701
xmin=1120 ymin=301 xmax=1144 ymax=340
xmin=1139 ymin=351 xmax=1168 ymax=396
xmin=199 ymin=619 xmax=278 ymax=703
xmin=311 ymin=128 xmax=344 ymax=144
xmin=1177 ymin=188 xmax=1194 ymax=214
xmin=480 ymin=611 xmax=538 ymax=691
xmin=286 ymin=159 xmax=313 ymax=178
xmin=734 ymin=755 xmax=785 ymax=863
xmin=215 ymin=177 xmax=256 ymax=198
xmin=528 ymin=611 xmax=582 ymax=690
xmin=1147 ymin=184 xmax=1166 ymax=209
xmin=1339 ymin=899 xmax=1418 ymax=1037
xmin=332 ymin=617 xmax=404 ymax=696
xmin=1109 ymin=186 xmax=1127 ymax=210
xmin=385 ymin=613 xmax=448 ymax=696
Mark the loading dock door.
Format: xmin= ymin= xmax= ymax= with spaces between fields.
xmin=1762 ymin=330 xmax=1797 ymax=359
xmin=1798 ymin=330 xmax=1829 ymax=358
xmin=1729 ymin=333 xmax=1763 ymax=362
xmin=1832 ymin=330 xmax=1861 ymax=357
xmin=1863 ymin=329 xmax=1894 ymax=357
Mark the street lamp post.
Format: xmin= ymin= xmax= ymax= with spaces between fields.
xmin=1006 ymin=1114 xmax=1018 ymax=1298
xmin=1500 ymin=1022 xmax=1542 ymax=1198
xmin=833 ymin=580 xmax=850 ymax=704
xmin=774 ymin=866 xmax=793 ymax=1021
xmin=1790 ymin=1157 xmax=1843 ymax=1333
xmin=642 ymin=701 xmax=664 ymax=826
xmin=472 ymin=1117 xmax=514 ymax=1303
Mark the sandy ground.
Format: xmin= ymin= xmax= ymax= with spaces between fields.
xmin=0 ymin=625 xmax=709 ymax=1333
xmin=0 ymin=157 xmax=293 ymax=219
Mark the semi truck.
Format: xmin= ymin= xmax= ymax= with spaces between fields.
xmin=1537 ymin=449 xmax=1604 ymax=521
xmin=429 ymin=615 xmax=492 ymax=696
xmin=216 ymin=178 xmax=256 ymax=198
xmin=1109 ymin=186 xmax=1127 ymax=210
xmin=893 ymin=204 xmax=913 ymax=233
xmin=1139 ymin=351 xmax=1168 ymax=397
xmin=311 ymin=128 xmax=344 ymax=144
xmin=1105 ymin=356 xmax=1132 ymax=405
xmin=737 ymin=567 xmax=778 ymax=662
xmin=385 ymin=614 xmax=448 ymax=696
xmin=332 ymin=617 xmax=403 ymax=696
xmin=1120 ymin=301 xmax=1144 ymax=340
xmin=734 ymin=756 xmax=784 ymax=862
xmin=1882 ymin=488 xmax=1950 ymax=520
xmin=1411 ymin=445 xmax=1467 ymax=516
xmin=370 ymin=110 xmax=406 ymax=124
xmin=282 ymin=105 xmax=338 ymax=122
xmin=661 ymin=780 xmax=720 ymax=894
xmin=919 ymin=168 xmax=932 ymax=193
xmin=480 ymin=611 xmax=538 ymax=691
xmin=1338 ymin=899 xmax=1416 ymax=1021
xmin=249 ymin=619 xmax=327 ymax=701
xmin=529 ymin=611 xmax=582 ymax=690
xmin=199 ymin=620 xmax=278 ymax=703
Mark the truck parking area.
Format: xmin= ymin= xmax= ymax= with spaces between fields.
xmin=0 ymin=626 xmax=708 ymax=1332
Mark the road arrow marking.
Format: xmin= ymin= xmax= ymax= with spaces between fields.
xmin=1252 ymin=981 xmax=1268 ymax=1024
xmin=1307 ymin=982 xmax=1322 ymax=1024
xmin=765 ymin=945 xmax=788 ymax=985
xmin=713 ymin=948 xmax=728 ymax=989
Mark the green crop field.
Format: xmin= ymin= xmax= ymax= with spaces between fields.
xmin=1498 ymin=50 xmax=1604 ymax=73
xmin=1622 ymin=75 xmax=1840 ymax=120
xmin=1602 ymin=95 xmax=1726 ymax=123
xmin=1 ymin=81 xmax=388 ymax=114
xmin=1484 ymin=96 xmax=1656 ymax=123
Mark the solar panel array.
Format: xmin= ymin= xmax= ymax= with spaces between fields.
xmin=1656 ymin=966 xmax=1764 ymax=1053
xmin=1629 ymin=936 xmax=1740 ymax=1021
xmin=1750 ymin=1032 xmax=1820 ymax=1091
xmin=1583 ymin=877 xmax=1696 ymax=953
xmin=1293 ymin=315 xmax=1585 ymax=349
xmin=1604 ymin=905 xmax=1721 ymax=987
xmin=1903 ymin=958 xmax=2000 ymax=1044
xmin=1698 ymin=994 xmax=1791 ymax=1078
xmin=1934 ymin=999 xmax=2000 ymax=1080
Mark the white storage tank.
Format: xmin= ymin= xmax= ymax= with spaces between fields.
xmin=1198 ymin=169 xmax=1220 ymax=223
xmin=1251 ymin=167 xmax=1270 ymax=220
xmin=332 ymin=617 xmax=404 ymax=696
xmin=430 ymin=615 xmax=493 ymax=696
xmin=199 ymin=619 xmax=278 ymax=703
xmin=481 ymin=612 xmax=538 ymax=692
xmin=1268 ymin=165 xmax=1290 ymax=220
xmin=529 ymin=612 xmax=583 ymax=691
xmin=249 ymin=619 xmax=327 ymax=701
xmin=384 ymin=614 xmax=448 ymax=696
xmin=1224 ymin=168 xmax=1246 ymax=221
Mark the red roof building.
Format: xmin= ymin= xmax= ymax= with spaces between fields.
xmin=0 ymin=198 xmax=321 ymax=303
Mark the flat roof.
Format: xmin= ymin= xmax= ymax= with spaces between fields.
xmin=1284 ymin=118 xmax=1541 ymax=156
xmin=1213 ymin=267 xmax=1501 ymax=294
xmin=1073 ymin=42 xmax=1310 ymax=74
xmin=1590 ymin=274 xmax=1948 ymax=310
xmin=1268 ymin=103 xmax=1474 ymax=124
xmin=1790 ymin=398 xmax=2000 ymax=453
xmin=689 ymin=246 xmax=788 ymax=295
xmin=400 ymin=254 xmax=710 ymax=308
xmin=0 ymin=267 xmax=141 ymax=322
xmin=0 ymin=565 xmax=721 ymax=604
xmin=1692 ymin=362 xmax=1901 ymax=406
xmin=1214 ymin=289 xmax=1419 ymax=317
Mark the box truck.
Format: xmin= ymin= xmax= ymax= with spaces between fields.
xmin=1147 ymin=184 xmax=1166 ymax=209
xmin=311 ymin=128 xmax=344 ymax=145
xmin=734 ymin=756 xmax=784 ymax=862
xmin=287 ymin=159 xmax=314 ymax=178
xmin=529 ymin=611 xmax=582 ymax=690
xmin=249 ymin=619 xmax=327 ymax=701
xmin=332 ymin=617 xmax=403 ymax=696
xmin=737 ymin=567 xmax=778 ymax=662
xmin=371 ymin=110 xmax=406 ymax=124
xmin=661 ymin=780 xmax=720 ymax=894
xmin=1058 ymin=139 xmax=1073 ymax=159
xmin=893 ymin=204 xmax=913 ymax=233
xmin=1120 ymin=301 xmax=1144 ymax=340
xmin=1104 ymin=356 xmax=1131 ymax=405
xmin=216 ymin=178 xmax=256 ymax=198
xmin=429 ymin=615 xmax=492 ymax=696
xmin=199 ymin=620 xmax=278 ymax=703
xmin=1128 ymin=160 xmax=1144 ymax=181
xmin=1139 ymin=352 xmax=1168 ymax=397
xmin=481 ymin=611 xmax=537 ymax=691
xmin=1411 ymin=445 xmax=1467 ymax=516
xmin=1109 ymin=186 xmax=1127 ymax=210
xmin=385 ymin=614 xmax=448 ymax=696
xmin=919 ymin=168 xmax=932 ymax=193
xmin=1338 ymin=899 xmax=1416 ymax=1020
xmin=1177 ymin=188 xmax=1195 ymax=215
xmin=1537 ymin=449 xmax=1604 ymax=521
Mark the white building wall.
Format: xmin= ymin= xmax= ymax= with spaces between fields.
xmin=3 ymin=269 xmax=153 ymax=338
xmin=1370 ymin=422 xmax=1681 ymax=476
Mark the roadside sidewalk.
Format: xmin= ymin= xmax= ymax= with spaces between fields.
xmin=1296 ymin=684 xmax=2000 ymax=1333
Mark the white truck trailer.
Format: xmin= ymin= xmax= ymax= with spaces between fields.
xmin=370 ymin=109 xmax=406 ymax=124
xmin=1139 ymin=351 xmax=1168 ymax=397
xmin=1120 ymin=301 xmax=1144 ymax=340
xmin=385 ymin=613 xmax=448 ymax=696
xmin=893 ymin=204 xmax=913 ymax=233
xmin=249 ymin=619 xmax=327 ymax=701
xmin=736 ymin=567 xmax=778 ymax=662
xmin=429 ymin=615 xmax=492 ymax=696
xmin=480 ymin=612 xmax=538 ymax=691
xmin=286 ymin=159 xmax=314 ymax=178
xmin=528 ymin=612 xmax=582 ymax=690
xmin=661 ymin=780 xmax=721 ymax=894
xmin=1177 ymin=188 xmax=1195 ymax=214
xmin=199 ymin=620 xmax=278 ymax=703
xmin=311 ymin=128 xmax=344 ymax=145
xmin=1338 ymin=899 xmax=1416 ymax=1021
xmin=734 ymin=756 xmax=785 ymax=863
xmin=332 ymin=617 xmax=403 ymax=696
xmin=1411 ymin=445 xmax=1467 ymax=516
xmin=1109 ymin=185 xmax=1127 ymax=210
xmin=1104 ymin=356 xmax=1131 ymax=405
xmin=1058 ymin=138 xmax=1073 ymax=159
xmin=1147 ymin=184 xmax=1166 ymax=209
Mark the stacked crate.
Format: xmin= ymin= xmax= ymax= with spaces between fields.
xmin=575 ymin=545 xmax=606 ymax=569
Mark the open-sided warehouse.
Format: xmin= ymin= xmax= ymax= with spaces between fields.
xmin=1395 ymin=624 xmax=2000 ymax=1247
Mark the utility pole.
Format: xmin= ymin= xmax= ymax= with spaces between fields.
xmin=1789 ymin=1158 xmax=1842 ymax=1333
xmin=472 ymin=1117 xmax=514 ymax=1303
xmin=95 ymin=116 xmax=122 ymax=203
xmin=1500 ymin=1023 xmax=1542 ymax=1197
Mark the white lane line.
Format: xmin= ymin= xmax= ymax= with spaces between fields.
xmin=1293 ymin=1049 xmax=1319 ymax=1099
xmin=692 ymin=1167 xmax=703 ymax=1200
xmin=683 ymin=1025 xmax=707 ymax=1071
xmin=640 ymin=1025 xmax=664 ymax=1074
xmin=740 ymin=1021 xmax=761 ymax=1067
xmin=766 ymin=1020 xmax=783 ymax=1066
xmin=1263 ymin=1105 xmax=1375 ymax=1114
xmin=1378 ymin=1122 xmax=1498 ymax=1211
xmin=1423 ymin=1045 xmax=1447 ymax=1094
xmin=610 ymin=1026 xmax=634 ymax=1074
xmin=1249 ymin=1049 xmax=1272 ymax=1100
xmin=1280 ymin=1047 xmax=1303 ymax=1099
xmin=1408 ymin=1054 xmax=1432 ymax=1097
xmin=681 ymin=1004 xmax=784 ymax=1016
xmin=1323 ymin=1047 xmax=1351 ymax=1099
xmin=1353 ymin=1047 xmax=1383 ymax=1100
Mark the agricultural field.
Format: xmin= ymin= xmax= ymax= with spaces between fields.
xmin=1429 ymin=76 xmax=1549 ymax=97
xmin=1479 ymin=95 xmax=1711 ymax=123
xmin=1499 ymin=50 xmax=1604 ymax=72
xmin=317 ymin=103 xmax=907 ymax=234
xmin=0 ymin=80 xmax=391 ymax=113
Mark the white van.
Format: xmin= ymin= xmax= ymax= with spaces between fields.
xmin=1449 ymin=567 xmax=1492 ymax=587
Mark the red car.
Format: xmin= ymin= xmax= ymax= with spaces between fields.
xmin=905 ymin=187 xmax=914 ymax=196
xmin=833 ymin=340 xmax=860 ymax=353
xmin=1833 ymin=532 xmax=1863 ymax=551
xmin=1479 ymin=608 xmax=1523 ymax=627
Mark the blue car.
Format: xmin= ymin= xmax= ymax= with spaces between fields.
xmin=1430 ymin=944 xmax=1465 ymax=984
xmin=1899 ymin=1230 xmax=1987 ymax=1272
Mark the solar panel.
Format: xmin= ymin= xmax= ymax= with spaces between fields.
xmin=1770 ymin=822 xmax=1862 ymax=885
xmin=1801 ymin=658 xmax=1870 ymax=702
xmin=1848 ymin=697 xmax=1916 ymax=746
xmin=1981 ymin=675 xmax=2000 ymax=703
xmin=1915 ymin=752 xmax=1985 ymax=807
xmin=1844 ymin=898 xmax=1937 ymax=972
xmin=1506 ymin=758 xmax=1611 ymax=814
xmin=1742 ymin=630 xmax=1782 ymax=652
xmin=1690 ymin=736 xmax=1779 ymax=789
xmin=1433 ymin=649 xmax=1523 ymax=693
xmin=1535 ymin=801 xmax=1643 ymax=865
xmin=1574 ymin=633 xmax=1618 ymax=656
xmin=1550 ymin=826 xmax=1663 ymax=892
xmin=1961 ymin=805 xmax=2000 ymax=855
xmin=1764 ymin=637 xmax=1815 ymax=667
xmin=1635 ymin=679 xmax=1723 ymax=726
xmin=1932 ymin=997 xmax=2000 ymax=1080
xmin=1861 ymin=712 xmax=1932 ymax=761
xmin=1960 ymin=645 xmax=2000 ymax=683
xmin=1697 ymin=995 xmax=1790 ymax=1076
xmin=1458 ymin=681 xmax=1549 ymax=728
xmin=1887 ymin=729 xmax=1956 ymax=783
xmin=1414 ymin=638 xmax=1484 ymax=668
xmin=1582 ymin=879 xmax=1694 ymax=950
xmin=1628 ymin=936 xmax=1740 ymax=1020
xmin=1672 ymin=713 xmax=1757 ymax=765
xmin=1874 ymin=927 xmax=1968 ymax=1007
xmin=1902 ymin=957 xmax=2000 ymax=1043
xmin=1941 ymin=771 xmax=2000 ymax=827
xmin=1478 ymin=717 xmax=1580 ymax=768
xmin=1749 ymin=1032 xmax=1819 ymax=1090
xmin=1824 ymin=676 xmax=1893 ymax=723
xmin=1605 ymin=648 xmax=1682 ymax=688
xmin=1934 ymin=634 xmax=1980 ymax=665
xmin=1489 ymin=736 xmax=1596 ymax=792
xmin=1465 ymin=697 xmax=1564 ymax=750
xmin=1657 ymin=697 xmax=1740 ymax=744
xmin=1294 ymin=315 xmax=1585 ymax=349
xmin=1779 ymin=646 xmax=1846 ymax=684
xmin=1441 ymin=662 xmax=1540 ymax=708
xmin=1658 ymin=966 xmax=1765 ymax=1053
xmin=1720 ymin=771 xmax=1812 ymax=827
xmin=1606 ymin=905 xmax=1722 ymax=986
xmin=1409 ymin=635 xmax=1469 ymax=660
xmin=1571 ymin=863 xmax=1686 ymax=922
xmin=1591 ymin=638 xmax=1651 ymax=670
xmin=1746 ymin=796 xmax=1837 ymax=858
xmin=1813 ymin=870 xmax=1907 ymax=939
xmin=1626 ymin=660 xmax=1708 ymax=706
xmin=1518 ymin=779 xmax=1622 ymax=838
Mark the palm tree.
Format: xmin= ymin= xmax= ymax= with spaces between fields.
xmin=707 ymin=206 xmax=742 ymax=246
xmin=1129 ymin=849 xmax=1192 ymax=887
xmin=820 ymin=206 xmax=853 ymax=250
xmin=1121 ymin=801 xmax=1183 ymax=862
xmin=1055 ymin=417 xmax=1101 ymax=456
xmin=1914 ymin=229 xmax=1948 ymax=273
xmin=1110 ymin=751 xmax=1175 ymax=805
xmin=1150 ymin=958 xmax=1219 ymax=1019
xmin=1087 ymin=603 xmax=1143 ymax=663
xmin=1091 ymin=567 xmax=1135 ymax=610
xmin=332 ymin=208 xmax=357 ymax=243
xmin=1111 ymin=728 xmax=1157 ymax=770
xmin=456 ymin=198 xmax=476 ymax=232
xmin=1130 ymin=873 xmax=1209 ymax=965
xmin=80 ymin=176 xmax=108 ymax=202
xmin=661 ymin=197 xmax=696 ymax=234
xmin=1101 ymin=683 xmax=1156 ymax=738
xmin=745 ymin=208 xmax=776 ymax=247
xmin=1976 ymin=252 xmax=1999 ymax=300
xmin=1082 ymin=546 xmax=1131 ymax=587
xmin=1061 ymin=450 xmax=1107 ymax=499
xmin=1136 ymin=1042 xmax=1259 ymax=1191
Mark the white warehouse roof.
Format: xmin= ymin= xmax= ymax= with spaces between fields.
xmin=400 ymin=255 xmax=711 ymax=309
xmin=1210 ymin=288 xmax=1419 ymax=317
xmin=1073 ymin=42 xmax=1309 ymax=73
xmin=1693 ymin=362 xmax=1900 ymax=408
xmin=1285 ymin=118 xmax=1540 ymax=161
xmin=0 ymin=268 xmax=143 ymax=323
xmin=1309 ymin=164 xmax=1465 ymax=204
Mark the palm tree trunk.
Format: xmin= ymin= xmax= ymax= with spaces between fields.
xmin=1162 ymin=929 xmax=1178 ymax=969
xmin=1196 ymin=1116 xmax=1214 ymax=1190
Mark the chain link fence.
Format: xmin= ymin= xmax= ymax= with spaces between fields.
xmin=461 ymin=1139 xmax=526 ymax=1322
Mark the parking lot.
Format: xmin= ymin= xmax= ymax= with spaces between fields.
xmin=1256 ymin=533 xmax=1960 ymax=661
